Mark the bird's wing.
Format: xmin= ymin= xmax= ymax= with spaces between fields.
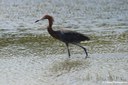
xmin=55 ymin=30 xmax=90 ymax=43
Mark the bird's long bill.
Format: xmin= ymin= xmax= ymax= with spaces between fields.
xmin=35 ymin=19 xmax=41 ymax=23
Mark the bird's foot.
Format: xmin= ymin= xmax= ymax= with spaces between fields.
xmin=85 ymin=56 xmax=90 ymax=59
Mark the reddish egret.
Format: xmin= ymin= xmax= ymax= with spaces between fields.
xmin=35 ymin=15 xmax=90 ymax=58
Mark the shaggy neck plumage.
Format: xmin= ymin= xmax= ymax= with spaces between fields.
xmin=48 ymin=18 xmax=53 ymax=28
xmin=47 ymin=18 xmax=54 ymax=34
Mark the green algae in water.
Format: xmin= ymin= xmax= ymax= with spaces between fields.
xmin=0 ymin=32 xmax=128 ymax=54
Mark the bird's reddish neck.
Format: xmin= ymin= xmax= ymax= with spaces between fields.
xmin=47 ymin=18 xmax=58 ymax=39
xmin=48 ymin=18 xmax=53 ymax=28
xmin=47 ymin=18 xmax=54 ymax=34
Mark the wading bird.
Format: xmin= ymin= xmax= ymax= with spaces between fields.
xmin=35 ymin=15 xmax=90 ymax=58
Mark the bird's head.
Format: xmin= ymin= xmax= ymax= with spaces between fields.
xmin=35 ymin=14 xmax=54 ymax=23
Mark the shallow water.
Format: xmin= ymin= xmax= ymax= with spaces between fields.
xmin=0 ymin=53 xmax=128 ymax=85
xmin=0 ymin=0 xmax=128 ymax=85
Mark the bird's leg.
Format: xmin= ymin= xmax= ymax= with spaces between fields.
xmin=65 ymin=43 xmax=71 ymax=58
xmin=72 ymin=43 xmax=89 ymax=58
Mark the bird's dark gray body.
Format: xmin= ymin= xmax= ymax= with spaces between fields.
xmin=54 ymin=30 xmax=90 ymax=43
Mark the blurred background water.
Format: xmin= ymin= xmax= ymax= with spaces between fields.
xmin=0 ymin=0 xmax=128 ymax=34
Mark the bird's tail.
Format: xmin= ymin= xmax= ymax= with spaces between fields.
xmin=85 ymin=36 xmax=90 ymax=41
xmin=79 ymin=34 xmax=90 ymax=41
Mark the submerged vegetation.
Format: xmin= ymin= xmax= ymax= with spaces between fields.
xmin=0 ymin=31 xmax=128 ymax=55
xmin=0 ymin=34 xmax=55 ymax=47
